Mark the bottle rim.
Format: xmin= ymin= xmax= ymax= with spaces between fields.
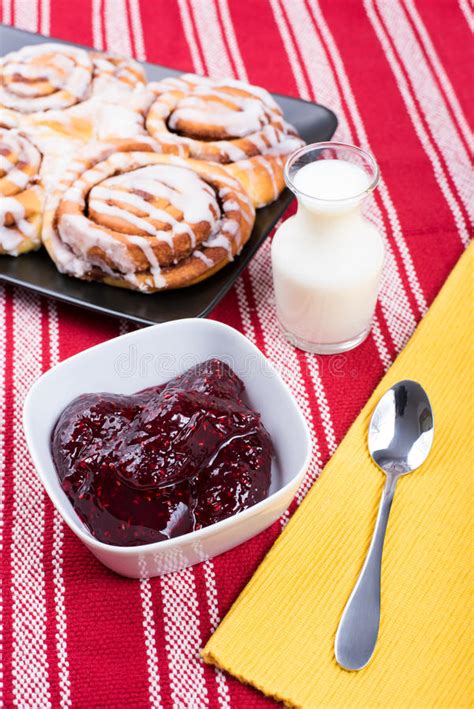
xmin=284 ymin=141 xmax=380 ymax=204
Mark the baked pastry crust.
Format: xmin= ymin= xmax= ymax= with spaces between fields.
xmin=1 ymin=42 xmax=304 ymax=272
xmin=141 ymin=74 xmax=304 ymax=207
xmin=43 ymin=139 xmax=255 ymax=291
xmin=0 ymin=124 xmax=45 ymax=255
xmin=0 ymin=43 xmax=147 ymax=142
xmin=0 ymin=102 xmax=92 ymax=255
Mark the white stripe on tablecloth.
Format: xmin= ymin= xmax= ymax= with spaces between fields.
xmin=177 ymin=0 xmax=205 ymax=75
xmin=268 ymin=0 xmax=311 ymax=100
xmin=364 ymin=0 xmax=470 ymax=246
xmin=2 ymin=0 xmax=12 ymax=24
xmin=458 ymin=0 xmax=473 ymax=31
xmin=103 ymin=0 xmax=132 ymax=56
xmin=92 ymin=0 xmax=104 ymax=50
xmin=40 ymin=0 xmax=50 ymax=36
xmin=308 ymin=358 xmax=337 ymax=456
xmin=160 ymin=568 xmax=209 ymax=708
xmin=279 ymin=0 xmax=423 ymax=357
xmin=376 ymin=0 xmax=472 ymax=215
xmin=189 ymin=0 xmax=234 ymax=77
xmin=216 ymin=0 xmax=248 ymax=82
xmin=202 ymin=561 xmax=231 ymax=708
xmin=234 ymin=280 xmax=257 ymax=344
xmin=139 ymin=578 xmax=162 ymax=709
xmin=10 ymin=289 xmax=51 ymax=708
xmin=403 ymin=0 xmax=472 ymax=149
xmin=128 ymin=0 xmax=146 ymax=61
xmin=13 ymin=0 xmax=37 ymax=31
xmin=47 ymin=301 xmax=72 ymax=709
xmin=0 ymin=286 xmax=6 ymax=699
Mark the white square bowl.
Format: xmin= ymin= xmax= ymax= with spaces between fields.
xmin=23 ymin=318 xmax=311 ymax=578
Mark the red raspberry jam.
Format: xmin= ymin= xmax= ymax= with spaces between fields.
xmin=52 ymin=359 xmax=273 ymax=546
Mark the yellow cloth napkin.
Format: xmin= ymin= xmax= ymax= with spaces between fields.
xmin=203 ymin=244 xmax=473 ymax=708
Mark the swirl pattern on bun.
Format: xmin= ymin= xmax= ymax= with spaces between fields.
xmin=141 ymin=74 xmax=304 ymax=207
xmin=0 ymin=125 xmax=45 ymax=255
xmin=0 ymin=43 xmax=148 ymax=144
xmin=43 ymin=140 xmax=255 ymax=291
xmin=0 ymin=43 xmax=146 ymax=113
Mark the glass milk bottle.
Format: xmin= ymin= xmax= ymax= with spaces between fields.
xmin=272 ymin=142 xmax=384 ymax=354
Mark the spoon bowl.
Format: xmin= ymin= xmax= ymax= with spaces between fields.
xmin=369 ymin=380 xmax=434 ymax=478
xmin=335 ymin=380 xmax=434 ymax=671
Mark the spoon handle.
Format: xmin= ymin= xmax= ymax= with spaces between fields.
xmin=335 ymin=475 xmax=397 ymax=671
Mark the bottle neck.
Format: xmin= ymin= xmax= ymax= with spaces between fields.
xmin=294 ymin=197 xmax=365 ymax=233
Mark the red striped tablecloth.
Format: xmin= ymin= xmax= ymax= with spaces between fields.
xmin=1 ymin=1 xmax=471 ymax=707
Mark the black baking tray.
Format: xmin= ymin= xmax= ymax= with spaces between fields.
xmin=0 ymin=25 xmax=337 ymax=325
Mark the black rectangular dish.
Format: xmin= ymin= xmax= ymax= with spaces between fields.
xmin=0 ymin=24 xmax=337 ymax=325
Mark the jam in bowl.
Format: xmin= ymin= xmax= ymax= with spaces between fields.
xmin=24 ymin=318 xmax=311 ymax=577
xmin=52 ymin=359 xmax=273 ymax=546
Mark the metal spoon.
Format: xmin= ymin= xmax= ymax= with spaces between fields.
xmin=334 ymin=380 xmax=434 ymax=671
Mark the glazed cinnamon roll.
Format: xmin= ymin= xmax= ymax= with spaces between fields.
xmin=0 ymin=126 xmax=44 ymax=255
xmin=142 ymin=74 xmax=304 ymax=207
xmin=0 ymin=43 xmax=147 ymax=142
xmin=43 ymin=140 xmax=255 ymax=291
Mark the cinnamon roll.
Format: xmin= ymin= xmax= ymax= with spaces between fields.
xmin=0 ymin=126 xmax=44 ymax=255
xmin=0 ymin=43 xmax=147 ymax=142
xmin=43 ymin=140 xmax=255 ymax=291
xmin=142 ymin=74 xmax=304 ymax=207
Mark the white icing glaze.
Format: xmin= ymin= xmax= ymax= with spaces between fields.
xmin=194 ymin=250 xmax=214 ymax=268
xmin=223 ymin=200 xmax=240 ymax=212
xmin=256 ymin=156 xmax=278 ymax=198
xmin=0 ymin=44 xmax=92 ymax=112
xmin=1 ymin=168 xmax=30 ymax=189
xmin=203 ymin=232 xmax=233 ymax=260
xmin=102 ymin=164 xmax=218 ymax=226
xmin=59 ymin=213 xmax=132 ymax=270
xmin=0 ymin=197 xmax=25 ymax=222
xmin=0 ymin=130 xmax=42 ymax=190
xmin=0 ymin=196 xmax=36 ymax=238
xmin=168 ymin=93 xmax=268 ymax=138
xmin=145 ymin=72 xmax=303 ymax=177
xmin=218 ymin=178 xmax=254 ymax=217
xmin=224 ymin=219 xmax=239 ymax=235
xmin=236 ymin=156 xmax=279 ymax=203
xmin=0 ymin=128 xmax=41 ymax=206
xmin=0 ymin=155 xmax=12 ymax=172
xmin=48 ymin=145 xmax=254 ymax=289
xmin=90 ymin=187 xmax=176 ymax=248
xmin=128 ymin=235 xmax=166 ymax=288
xmin=94 ymin=103 xmax=145 ymax=140
xmin=217 ymin=141 xmax=247 ymax=161
xmin=0 ymin=42 xmax=145 ymax=118
xmin=64 ymin=186 xmax=85 ymax=204
xmin=0 ymin=226 xmax=23 ymax=253
xmin=265 ymin=135 xmax=304 ymax=156
xmin=177 ymin=74 xmax=279 ymax=110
